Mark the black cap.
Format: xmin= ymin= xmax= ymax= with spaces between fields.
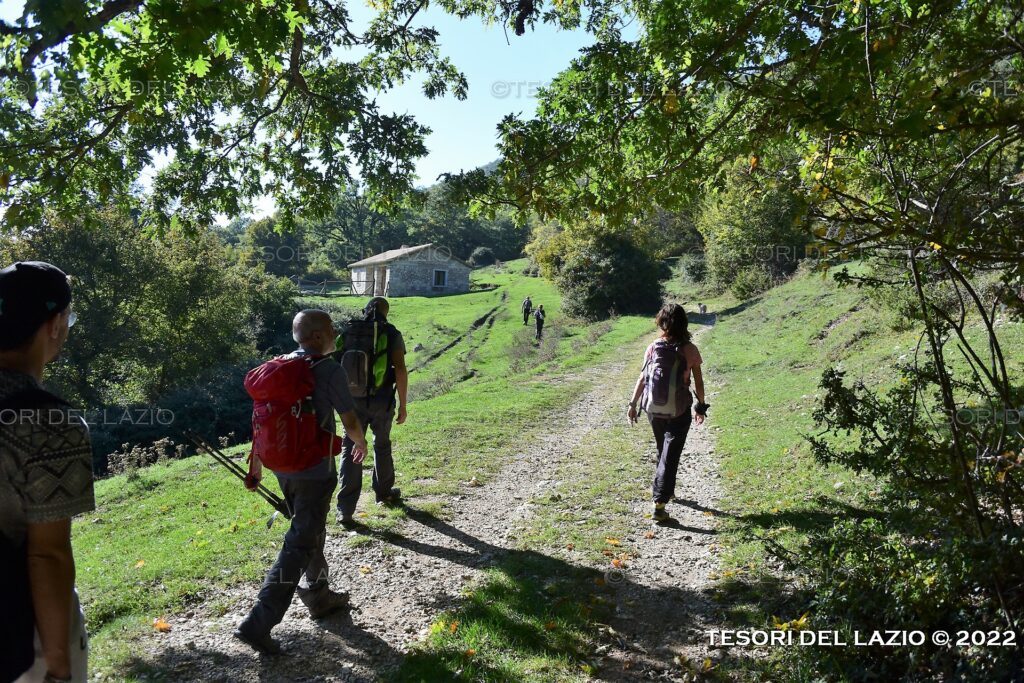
xmin=0 ymin=261 xmax=72 ymax=350
xmin=364 ymin=296 xmax=389 ymax=319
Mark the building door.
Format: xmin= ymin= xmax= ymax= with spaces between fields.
xmin=374 ymin=266 xmax=387 ymax=295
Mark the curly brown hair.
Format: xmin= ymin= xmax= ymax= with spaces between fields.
xmin=655 ymin=303 xmax=691 ymax=344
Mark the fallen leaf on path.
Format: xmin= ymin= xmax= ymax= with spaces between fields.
xmin=134 ymin=559 xmax=146 ymax=569
xmin=644 ymin=531 xmax=656 ymax=539
xmin=153 ymin=618 xmax=172 ymax=632
xmin=449 ymin=621 xmax=459 ymax=634
xmin=565 ymin=543 xmax=575 ymax=550
xmin=464 ymin=648 xmax=476 ymax=656
xmin=604 ymin=537 xmax=621 ymax=546
xmin=358 ymin=565 xmax=372 ymax=575
xmin=703 ymin=511 xmax=714 ymax=517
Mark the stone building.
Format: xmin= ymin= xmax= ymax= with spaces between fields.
xmin=348 ymin=243 xmax=472 ymax=297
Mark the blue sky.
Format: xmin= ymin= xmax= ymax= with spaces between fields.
xmin=1 ymin=1 xmax=635 ymax=214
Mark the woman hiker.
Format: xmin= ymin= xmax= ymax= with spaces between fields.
xmin=533 ymin=304 xmax=545 ymax=340
xmin=626 ymin=303 xmax=709 ymax=522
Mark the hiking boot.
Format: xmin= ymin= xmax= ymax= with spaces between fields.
xmin=336 ymin=512 xmax=364 ymax=530
xmin=652 ymin=503 xmax=670 ymax=523
xmin=377 ymin=487 xmax=402 ymax=506
xmin=233 ymin=622 xmax=283 ymax=655
xmin=306 ymin=590 xmax=351 ymax=620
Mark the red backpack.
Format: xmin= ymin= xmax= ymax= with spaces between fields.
xmin=244 ymin=355 xmax=342 ymax=473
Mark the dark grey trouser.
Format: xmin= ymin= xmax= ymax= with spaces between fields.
xmin=241 ymin=470 xmax=336 ymax=635
xmin=523 ymin=308 xmax=531 ymax=324
xmin=648 ymin=411 xmax=693 ymax=504
xmin=535 ymin=319 xmax=544 ymax=339
xmin=337 ymin=398 xmax=396 ymax=517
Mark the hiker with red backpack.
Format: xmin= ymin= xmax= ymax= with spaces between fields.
xmin=333 ymin=297 xmax=408 ymax=528
xmin=234 ymin=309 xmax=369 ymax=655
xmin=626 ymin=303 xmax=709 ymax=523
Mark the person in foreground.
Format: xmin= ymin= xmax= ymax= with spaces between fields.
xmin=626 ymin=303 xmax=709 ymax=523
xmin=234 ymin=310 xmax=369 ymax=655
xmin=0 ymin=262 xmax=94 ymax=683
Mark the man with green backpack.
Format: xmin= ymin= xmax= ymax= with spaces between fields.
xmin=333 ymin=297 xmax=409 ymax=527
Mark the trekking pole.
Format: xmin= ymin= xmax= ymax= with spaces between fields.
xmin=186 ymin=431 xmax=284 ymax=508
xmin=183 ymin=431 xmax=292 ymax=519
xmin=187 ymin=432 xmax=291 ymax=520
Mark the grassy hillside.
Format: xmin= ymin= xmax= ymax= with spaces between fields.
xmin=75 ymin=259 xmax=658 ymax=677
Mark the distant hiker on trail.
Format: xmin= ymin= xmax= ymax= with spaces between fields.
xmin=334 ymin=297 xmax=409 ymax=528
xmin=522 ymin=296 xmax=533 ymax=325
xmin=534 ymin=304 xmax=546 ymax=340
xmin=698 ymin=303 xmax=707 ymax=315
xmin=626 ymin=303 xmax=709 ymax=523
xmin=235 ymin=310 xmax=369 ymax=655
xmin=0 ymin=262 xmax=93 ymax=683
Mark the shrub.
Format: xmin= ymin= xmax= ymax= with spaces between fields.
xmin=550 ymin=232 xmax=667 ymax=321
xmin=730 ymin=264 xmax=773 ymax=300
xmin=677 ymin=253 xmax=707 ymax=284
xmin=799 ymin=358 xmax=1024 ymax=679
xmin=468 ymin=246 xmax=497 ymax=267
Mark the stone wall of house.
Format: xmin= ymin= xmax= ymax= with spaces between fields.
xmin=387 ymin=253 xmax=471 ymax=297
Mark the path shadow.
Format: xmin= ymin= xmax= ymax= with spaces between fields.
xmin=653 ymin=517 xmax=718 ymax=534
xmin=364 ymin=502 xmax=506 ymax=571
xmin=116 ymin=507 xmax=787 ymax=682
xmin=687 ymin=312 xmax=718 ymax=327
xmin=672 ymin=497 xmax=735 ymax=518
xmin=715 ymin=298 xmax=761 ymax=318
xmin=365 ymin=505 xmax=775 ymax=682
xmin=117 ymin=606 xmax=401 ymax=682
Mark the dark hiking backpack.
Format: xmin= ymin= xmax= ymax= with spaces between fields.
xmin=0 ymin=387 xmax=70 ymax=683
xmin=642 ymin=340 xmax=692 ymax=419
xmin=335 ymin=317 xmax=396 ymax=398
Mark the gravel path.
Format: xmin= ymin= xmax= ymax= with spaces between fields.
xmin=117 ymin=330 xmax=723 ymax=683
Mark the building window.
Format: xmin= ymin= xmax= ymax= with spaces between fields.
xmin=433 ymin=269 xmax=447 ymax=288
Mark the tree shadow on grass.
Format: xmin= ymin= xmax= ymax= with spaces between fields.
xmin=736 ymin=496 xmax=882 ymax=535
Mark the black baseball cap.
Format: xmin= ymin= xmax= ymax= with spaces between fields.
xmin=365 ymin=297 xmax=389 ymax=317
xmin=0 ymin=261 xmax=73 ymax=350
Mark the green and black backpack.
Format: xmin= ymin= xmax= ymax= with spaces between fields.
xmin=334 ymin=314 xmax=399 ymax=399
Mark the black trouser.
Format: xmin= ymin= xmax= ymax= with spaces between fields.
xmin=242 ymin=469 xmax=336 ymax=635
xmin=535 ymin=319 xmax=544 ymax=339
xmin=648 ymin=411 xmax=693 ymax=504
xmin=337 ymin=398 xmax=396 ymax=517
xmin=523 ymin=308 xmax=531 ymax=324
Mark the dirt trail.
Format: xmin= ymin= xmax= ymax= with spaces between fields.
xmin=120 ymin=330 xmax=722 ymax=683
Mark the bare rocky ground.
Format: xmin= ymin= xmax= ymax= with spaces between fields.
xmin=116 ymin=331 xmax=723 ymax=683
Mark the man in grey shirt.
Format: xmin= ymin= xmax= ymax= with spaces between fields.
xmin=234 ymin=310 xmax=368 ymax=655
